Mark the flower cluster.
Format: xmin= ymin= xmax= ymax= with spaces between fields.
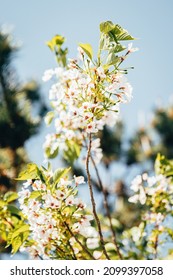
xmin=43 ymin=44 xmax=136 ymax=162
xmin=129 ymin=173 xmax=173 ymax=211
xmin=128 ymin=172 xmax=173 ymax=245
xmin=18 ymin=172 xmax=99 ymax=259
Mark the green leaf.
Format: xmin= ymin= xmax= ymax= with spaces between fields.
xmin=100 ymin=22 xmax=135 ymax=45
xmin=113 ymin=44 xmax=126 ymax=53
xmin=46 ymin=41 xmax=54 ymax=51
xmin=7 ymin=205 xmax=21 ymax=216
xmin=100 ymin=21 xmax=115 ymax=33
xmin=53 ymin=35 xmax=65 ymax=46
xmin=46 ymin=34 xmax=65 ymax=51
xmin=16 ymin=163 xmax=39 ymax=180
xmin=12 ymin=225 xmax=30 ymax=240
xmin=63 ymin=141 xmax=81 ymax=164
xmin=44 ymin=111 xmax=54 ymax=125
xmin=0 ymin=200 xmax=5 ymax=208
xmin=45 ymin=146 xmax=59 ymax=159
xmin=113 ymin=24 xmax=135 ymax=41
xmin=22 ymin=231 xmax=30 ymax=243
xmin=11 ymin=231 xmax=29 ymax=254
xmin=106 ymin=53 xmax=121 ymax=66
xmin=53 ymin=167 xmax=71 ymax=185
xmin=29 ymin=191 xmax=41 ymax=200
xmin=79 ymin=43 xmax=93 ymax=60
xmin=166 ymin=228 xmax=173 ymax=239
xmin=155 ymin=153 xmax=173 ymax=178
xmin=12 ymin=235 xmax=22 ymax=254
xmin=99 ymin=34 xmax=115 ymax=50
xmin=4 ymin=191 xmax=18 ymax=203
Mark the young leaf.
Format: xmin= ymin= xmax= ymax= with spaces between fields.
xmin=0 ymin=200 xmax=5 ymax=208
xmin=7 ymin=205 xmax=21 ymax=216
xmin=100 ymin=21 xmax=115 ymax=33
xmin=63 ymin=141 xmax=81 ymax=164
xmin=155 ymin=154 xmax=173 ymax=178
xmin=113 ymin=24 xmax=135 ymax=41
xmin=106 ymin=53 xmax=121 ymax=66
xmin=45 ymin=146 xmax=59 ymax=159
xmin=16 ymin=163 xmax=39 ymax=180
xmin=46 ymin=34 xmax=65 ymax=51
xmin=45 ymin=111 xmax=54 ymax=125
xmin=53 ymin=35 xmax=65 ymax=46
xmin=4 ymin=192 xmax=18 ymax=203
xmin=29 ymin=191 xmax=41 ymax=200
xmin=113 ymin=44 xmax=126 ymax=53
xmin=12 ymin=224 xmax=30 ymax=240
xmin=53 ymin=167 xmax=71 ymax=185
xmin=46 ymin=40 xmax=54 ymax=51
xmin=11 ymin=235 xmax=22 ymax=254
xmin=79 ymin=43 xmax=93 ymax=60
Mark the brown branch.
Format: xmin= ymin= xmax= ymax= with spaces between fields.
xmin=67 ymin=240 xmax=77 ymax=260
xmin=90 ymin=154 xmax=123 ymax=260
xmin=85 ymin=133 xmax=110 ymax=260
xmin=153 ymin=224 xmax=159 ymax=259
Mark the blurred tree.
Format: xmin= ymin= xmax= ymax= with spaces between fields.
xmin=126 ymin=127 xmax=155 ymax=166
xmin=98 ymin=122 xmax=123 ymax=168
xmin=126 ymin=105 xmax=173 ymax=166
xmin=0 ymin=29 xmax=47 ymax=194
xmin=152 ymin=106 xmax=173 ymax=158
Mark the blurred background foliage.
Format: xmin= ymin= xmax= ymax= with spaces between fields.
xmin=0 ymin=30 xmax=47 ymax=195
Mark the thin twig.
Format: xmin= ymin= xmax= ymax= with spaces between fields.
xmin=86 ymin=133 xmax=110 ymax=260
xmin=153 ymin=224 xmax=159 ymax=259
xmin=90 ymin=154 xmax=123 ymax=260
xmin=64 ymin=222 xmax=95 ymax=260
xmin=154 ymin=234 xmax=158 ymax=259
xmin=67 ymin=240 xmax=77 ymax=260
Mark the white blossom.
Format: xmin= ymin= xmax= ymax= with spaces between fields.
xmin=42 ymin=69 xmax=54 ymax=82
xmin=74 ymin=175 xmax=85 ymax=185
xmin=86 ymin=238 xmax=99 ymax=249
xmin=128 ymin=43 xmax=139 ymax=53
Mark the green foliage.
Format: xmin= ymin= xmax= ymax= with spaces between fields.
xmin=47 ymin=34 xmax=68 ymax=67
xmin=98 ymin=123 xmax=123 ymax=168
xmin=0 ymin=190 xmax=25 ymax=253
xmin=44 ymin=111 xmax=55 ymax=125
xmin=47 ymin=34 xmax=65 ymax=50
xmin=79 ymin=43 xmax=93 ymax=60
xmin=63 ymin=140 xmax=81 ymax=164
xmin=100 ymin=21 xmax=135 ymax=41
xmin=126 ymin=128 xmax=155 ymax=165
xmin=7 ymin=224 xmax=30 ymax=254
xmin=7 ymin=205 xmax=21 ymax=216
xmin=155 ymin=154 xmax=173 ymax=178
xmin=45 ymin=145 xmax=59 ymax=159
xmin=16 ymin=163 xmax=40 ymax=181
xmin=0 ymin=163 xmax=99 ymax=259
xmin=106 ymin=52 xmax=121 ymax=66
xmin=126 ymin=105 xmax=173 ymax=166
xmin=97 ymin=21 xmax=135 ymax=69
xmin=3 ymin=192 xmax=18 ymax=203
xmin=0 ymin=29 xmax=47 ymax=194
xmin=153 ymin=107 xmax=173 ymax=159
xmin=53 ymin=167 xmax=71 ymax=185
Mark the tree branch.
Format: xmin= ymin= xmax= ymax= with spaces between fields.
xmin=85 ymin=133 xmax=110 ymax=260
xmin=90 ymin=154 xmax=123 ymax=259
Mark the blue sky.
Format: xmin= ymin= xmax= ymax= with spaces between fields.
xmin=1 ymin=0 xmax=173 ymax=164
